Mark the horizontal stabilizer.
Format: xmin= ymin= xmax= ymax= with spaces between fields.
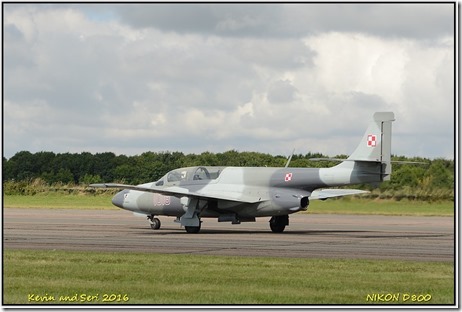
xmin=309 ymin=189 xmax=369 ymax=200
xmin=311 ymin=158 xmax=427 ymax=165
xmin=310 ymin=158 xmax=348 ymax=162
xmin=311 ymin=158 xmax=368 ymax=162
xmin=391 ymin=160 xmax=428 ymax=165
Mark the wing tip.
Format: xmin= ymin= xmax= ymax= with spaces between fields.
xmin=89 ymin=183 xmax=106 ymax=188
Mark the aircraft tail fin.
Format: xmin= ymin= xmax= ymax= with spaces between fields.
xmin=347 ymin=112 xmax=394 ymax=162
xmin=339 ymin=112 xmax=395 ymax=181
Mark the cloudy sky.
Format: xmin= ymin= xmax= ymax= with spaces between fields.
xmin=4 ymin=3 xmax=455 ymax=160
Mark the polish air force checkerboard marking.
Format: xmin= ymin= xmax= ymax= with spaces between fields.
xmin=367 ymin=134 xmax=377 ymax=147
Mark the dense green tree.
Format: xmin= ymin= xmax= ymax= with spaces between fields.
xmin=7 ymin=151 xmax=35 ymax=180
xmin=54 ymin=168 xmax=74 ymax=184
xmin=80 ymin=174 xmax=103 ymax=185
xmin=3 ymin=156 xmax=14 ymax=181
xmin=425 ymin=159 xmax=454 ymax=189
xmin=2 ymin=150 xmax=454 ymax=201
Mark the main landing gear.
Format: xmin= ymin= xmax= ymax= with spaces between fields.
xmin=148 ymin=214 xmax=289 ymax=233
xmin=148 ymin=215 xmax=161 ymax=230
xmin=269 ymin=215 xmax=289 ymax=233
xmin=148 ymin=214 xmax=202 ymax=233
xmin=185 ymin=223 xmax=201 ymax=233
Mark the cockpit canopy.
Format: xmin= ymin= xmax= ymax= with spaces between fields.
xmin=156 ymin=166 xmax=225 ymax=185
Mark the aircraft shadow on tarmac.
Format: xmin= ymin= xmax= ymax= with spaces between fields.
xmin=131 ymin=227 xmax=369 ymax=235
xmin=132 ymin=227 xmax=449 ymax=239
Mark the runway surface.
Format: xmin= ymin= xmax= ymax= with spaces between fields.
xmin=3 ymin=208 xmax=454 ymax=262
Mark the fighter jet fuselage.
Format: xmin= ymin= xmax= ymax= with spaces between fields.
xmin=92 ymin=112 xmax=395 ymax=233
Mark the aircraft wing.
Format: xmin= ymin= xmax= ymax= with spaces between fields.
xmin=309 ymin=188 xmax=369 ymax=200
xmin=90 ymin=183 xmax=264 ymax=204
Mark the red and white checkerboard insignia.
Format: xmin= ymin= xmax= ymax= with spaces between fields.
xmin=285 ymin=173 xmax=293 ymax=182
xmin=367 ymin=134 xmax=377 ymax=147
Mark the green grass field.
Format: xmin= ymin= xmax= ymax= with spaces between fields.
xmin=3 ymin=194 xmax=454 ymax=216
xmin=308 ymin=198 xmax=454 ymax=216
xmin=3 ymin=249 xmax=454 ymax=305
xmin=4 ymin=194 xmax=116 ymax=210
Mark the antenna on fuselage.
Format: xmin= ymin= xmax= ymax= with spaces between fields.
xmin=285 ymin=148 xmax=295 ymax=168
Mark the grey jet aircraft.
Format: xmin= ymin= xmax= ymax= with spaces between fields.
xmin=91 ymin=112 xmax=395 ymax=233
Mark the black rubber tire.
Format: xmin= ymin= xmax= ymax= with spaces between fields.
xmin=269 ymin=215 xmax=288 ymax=233
xmin=185 ymin=225 xmax=201 ymax=233
xmin=150 ymin=218 xmax=161 ymax=230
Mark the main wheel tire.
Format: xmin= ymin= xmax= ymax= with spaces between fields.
xmin=269 ymin=215 xmax=288 ymax=233
xmin=150 ymin=218 xmax=161 ymax=230
xmin=185 ymin=226 xmax=201 ymax=233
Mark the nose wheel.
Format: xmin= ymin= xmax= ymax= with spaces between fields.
xmin=148 ymin=215 xmax=161 ymax=230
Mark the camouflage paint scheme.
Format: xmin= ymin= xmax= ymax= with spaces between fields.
xmin=91 ymin=112 xmax=394 ymax=233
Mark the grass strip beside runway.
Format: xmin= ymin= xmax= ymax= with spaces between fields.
xmin=4 ymin=249 xmax=454 ymax=305
xmin=309 ymin=198 xmax=454 ymax=216
xmin=4 ymin=194 xmax=116 ymax=210
xmin=3 ymin=194 xmax=454 ymax=216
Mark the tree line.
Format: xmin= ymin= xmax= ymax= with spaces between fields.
xmin=2 ymin=150 xmax=454 ymax=201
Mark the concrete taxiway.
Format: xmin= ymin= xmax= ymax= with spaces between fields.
xmin=3 ymin=208 xmax=454 ymax=262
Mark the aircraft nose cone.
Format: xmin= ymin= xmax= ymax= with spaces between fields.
xmin=112 ymin=190 xmax=128 ymax=208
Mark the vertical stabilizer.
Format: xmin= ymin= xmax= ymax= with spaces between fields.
xmin=343 ymin=112 xmax=395 ymax=181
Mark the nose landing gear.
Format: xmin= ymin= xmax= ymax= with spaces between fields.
xmin=147 ymin=215 xmax=161 ymax=230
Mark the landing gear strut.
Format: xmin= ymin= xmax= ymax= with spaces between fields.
xmin=269 ymin=215 xmax=289 ymax=233
xmin=180 ymin=197 xmax=203 ymax=233
xmin=148 ymin=215 xmax=161 ymax=230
